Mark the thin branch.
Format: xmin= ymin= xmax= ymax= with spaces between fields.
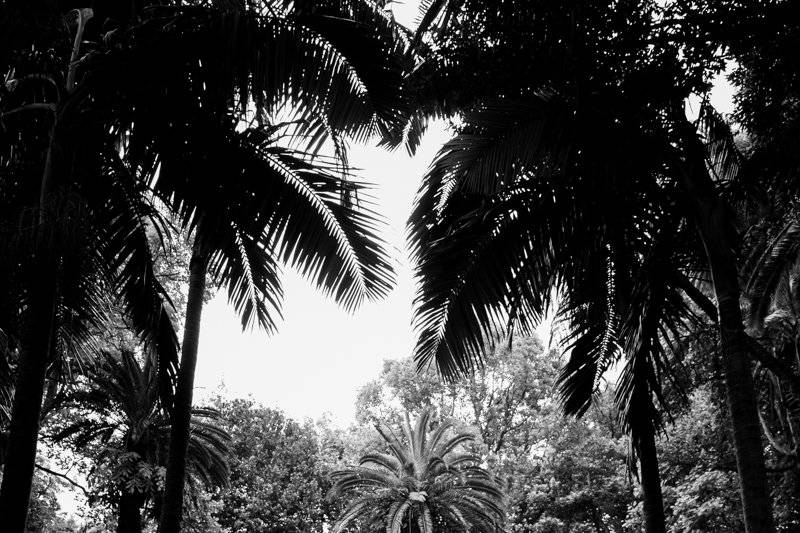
xmin=35 ymin=463 xmax=91 ymax=498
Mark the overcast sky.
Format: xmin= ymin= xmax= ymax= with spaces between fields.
xmin=194 ymin=124 xmax=450 ymax=425
xmin=194 ymin=2 xmax=737 ymax=426
xmin=192 ymin=0 xmax=448 ymax=426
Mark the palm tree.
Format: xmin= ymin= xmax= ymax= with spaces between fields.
xmin=329 ymin=410 xmax=505 ymax=532
xmin=402 ymin=2 xmax=774 ymax=531
xmin=688 ymin=102 xmax=800 ymax=463
xmin=105 ymin=4 xmax=408 ymax=529
xmin=407 ymin=96 xmax=693 ymax=533
xmin=0 ymin=9 xmax=181 ymax=527
xmin=0 ymin=1 xmax=407 ymax=529
xmin=49 ymin=349 xmax=229 ymax=533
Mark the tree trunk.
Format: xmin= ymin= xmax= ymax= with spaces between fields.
xmin=0 ymin=288 xmax=56 ymax=531
xmin=158 ymin=247 xmax=207 ymax=533
xmin=678 ymin=118 xmax=775 ymax=532
xmin=638 ymin=429 xmax=666 ymax=533
xmin=0 ymin=125 xmax=59 ymax=528
xmin=117 ymin=490 xmax=146 ymax=533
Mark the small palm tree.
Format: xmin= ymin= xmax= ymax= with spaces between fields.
xmin=49 ymin=349 xmax=229 ymax=533
xmin=329 ymin=411 xmax=505 ymax=533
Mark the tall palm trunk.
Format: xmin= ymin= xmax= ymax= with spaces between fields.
xmin=679 ymin=118 xmax=775 ymax=532
xmin=118 ymin=490 xmax=147 ymax=533
xmin=158 ymin=246 xmax=208 ymax=533
xmin=638 ymin=429 xmax=666 ymax=533
xmin=0 ymin=288 xmax=55 ymax=531
xmin=0 ymin=118 xmax=60 ymax=531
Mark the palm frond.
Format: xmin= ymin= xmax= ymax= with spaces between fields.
xmin=331 ymin=411 xmax=505 ymax=531
xmin=698 ymin=100 xmax=743 ymax=183
xmin=745 ymin=219 xmax=800 ymax=329
xmin=387 ymin=499 xmax=412 ymax=533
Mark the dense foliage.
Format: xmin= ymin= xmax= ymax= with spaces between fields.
xmin=9 ymin=332 xmax=800 ymax=532
xmin=211 ymin=398 xmax=332 ymax=532
xmin=0 ymin=0 xmax=799 ymax=532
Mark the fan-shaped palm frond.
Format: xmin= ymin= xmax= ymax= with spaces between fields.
xmin=329 ymin=410 xmax=505 ymax=532
xmin=49 ymin=349 xmax=230 ymax=523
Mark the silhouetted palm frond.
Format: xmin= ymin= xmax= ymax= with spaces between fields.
xmin=50 ymin=350 xmax=230 ymax=498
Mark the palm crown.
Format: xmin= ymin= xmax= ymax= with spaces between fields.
xmin=329 ymin=410 xmax=505 ymax=533
xmin=0 ymin=2 xmax=408 ymax=524
xmin=49 ymin=350 xmax=229 ymax=521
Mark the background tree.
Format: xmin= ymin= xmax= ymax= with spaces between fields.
xmin=211 ymin=398 xmax=333 ymax=532
xmin=355 ymin=338 xmax=635 ymax=532
xmin=356 ymin=337 xmax=559 ymax=461
xmin=329 ymin=410 xmax=506 ymax=532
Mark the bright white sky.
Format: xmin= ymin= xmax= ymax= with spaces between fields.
xmin=194 ymin=121 xmax=450 ymax=425
xmin=194 ymin=0 xmax=446 ymax=426
xmin=194 ymin=1 xmax=737 ymax=426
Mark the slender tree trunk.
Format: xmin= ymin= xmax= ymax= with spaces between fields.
xmin=117 ymin=490 xmax=146 ymax=533
xmin=0 ymin=287 xmax=56 ymax=531
xmin=678 ymin=118 xmax=775 ymax=532
xmin=158 ymin=247 xmax=207 ymax=533
xmin=0 ymin=119 xmax=60 ymax=531
xmin=638 ymin=429 xmax=666 ymax=533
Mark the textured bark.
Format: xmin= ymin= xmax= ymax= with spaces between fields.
xmin=679 ymin=118 xmax=775 ymax=532
xmin=0 ymin=290 xmax=55 ymax=532
xmin=158 ymin=248 xmax=207 ymax=533
xmin=638 ymin=429 xmax=666 ymax=533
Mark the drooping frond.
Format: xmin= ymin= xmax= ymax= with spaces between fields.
xmin=387 ymin=499 xmax=412 ymax=533
xmin=48 ymin=349 xmax=230 ymax=495
xmin=330 ymin=500 xmax=370 ymax=533
xmin=360 ymin=452 xmax=402 ymax=472
xmin=745 ymin=219 xmax=800 ymax=329
xmin=330 ymin=411 xmax=505 ymax=532
xmin=411 ymin=0 xmax=465 ymax=48
xmin=417 ymin=505 xmax=434 ymax=533
xmin=698 ymin=100 xmax=743 ymax=183
xmin=409 ymin=167 xmax=563 ymax=378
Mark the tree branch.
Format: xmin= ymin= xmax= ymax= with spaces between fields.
xmin=35 ymin=464 xmax=91 ymax=498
